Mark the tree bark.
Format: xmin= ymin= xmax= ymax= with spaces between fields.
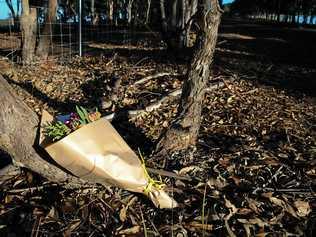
xmin=171 ymin=0 xmax=178 ymax=28
xmin=127 ymin=0 xmax=134 ymax=24
xmin=155 ymin=0 xmax=222 ymax=154
xmin=36 ymin=0 xmax=58 ymax=59
xmin=91 ymin=0 xmax=96 ymax=24
xmin=108 ymin=0 xmax=114 ymax=24
xmin=178 ymin=0 xmax=187 ymax=48
xmin=21 ymin=0 xmax=37 ymax=64
xmin=160 ymin=0 xmax=168 ymax=32
xmin=0 ymin=75 xmax=86 ymax=188
xmin=145 ymin=0 xmax=152 ymax=24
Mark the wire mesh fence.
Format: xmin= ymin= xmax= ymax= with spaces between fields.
xmin=0 ymin=0 xmax=81 ymax=63
xmin=0 ymin=0 xmax=161 ymax=64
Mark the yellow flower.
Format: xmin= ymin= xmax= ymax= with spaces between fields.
xmin=88 ymin=111 xmax=101 ymax=122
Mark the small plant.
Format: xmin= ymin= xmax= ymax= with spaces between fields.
xmin=44 ymin=121 xmax=71 ymax=141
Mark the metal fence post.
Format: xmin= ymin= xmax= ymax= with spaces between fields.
xmin=79 ymin=0 xmax=82 ymax=56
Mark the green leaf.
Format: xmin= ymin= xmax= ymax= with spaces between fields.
xmin=76 ymin=106 xmax=87 ymax=125
xmin=80 ymin=106 xmax=91 ymax=123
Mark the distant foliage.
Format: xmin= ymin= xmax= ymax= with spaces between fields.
xmin=231 ymin=0 xmax=316 ymax=25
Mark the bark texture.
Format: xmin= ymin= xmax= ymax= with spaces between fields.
xmin=21 ymin=0 xmax=37 ymax=64
xmin=145 ymin=0 xmax=152 ymax=24
xmin=0 ymin=75 xmax=87 ymax=188
xmin=156 ymin=0 xmax=222 ymax=154
xmin=108 ymin=0 xmax=114 ymax=23
xmin=36 ymin=0 xmax=58 ymax=59
xmin=127 ymin=0 xmax=134 ymax=24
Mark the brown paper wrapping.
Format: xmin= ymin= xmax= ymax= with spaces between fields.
xmin=39 ymin=111 xmax=177 ymax=209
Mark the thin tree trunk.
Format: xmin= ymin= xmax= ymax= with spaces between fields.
xmin=36 ymin=0 xmax=57 ymax=59
xmin=108 ymin=0 xmax=114 ymax=24
xmin=292 ymin=10 xmax=296 ymax=24
xmin=17 ymin=0 xmax=20 ymax=16
xmin=155 ymin=0 xmax=222 ymax=154
xmin=0 ymin=75 xmax=87 ymax=188
xmin=303 ymin=14 xmax=308 ymax=25
xmin=91 ymin=0 xmax=96 ymax=24
xmin=186 ymin=0 xmax=198 ymax=47
xmin=91 ymin=0 xmax=99 ymax=25
xmin=176 ymin=0 xmax=185 ymax=48
xmin=171 ymin=0 xmax=178 ymax=28
xmin=145 ymin=0 xmax=151 ymax=24
xmin=21 ymin=0 xmax=37 ymax=64
xmin=160 ymin=0 xmax=168 ymax=32
xmin=5 ymin=0 xmax=18 ymax=29
xmin=127 ymin=0 xmax=134 ymax=24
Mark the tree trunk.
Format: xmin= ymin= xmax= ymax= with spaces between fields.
xmin=21 ymin=0 xmax=37 ymax=64
xmin=108 ymin=0 xmax=114 ymax=24
xmin=161 ymin=0 xmax=195 ymax=50
xmin=177 ymin=0 xmax=187 ymax=48
xmin=186 ymin=0 xmax=198 ymax=47
xmin=160 ymin=0 xmax=168 ymax=32
xmin=303 ymin=14 xmax=308 ymax=25
xmin=310 ymin=15 xmax=315 ymax=25
xmin=155 ymin=0 xmax=222 ymax=154
xmin=91 ymin=0 xmax=96 ymax=24
xmin=127 ymin=0 xmax=134 ymax=24
xmin=145 ymin=0 xmax=152 ymax=24
xmin=171 ymin=0 xmax=178 ymax=28
xmin=90 ymin=0 xmax=99 ymax=25
xmin=0 ymin=75 xmax=87 ymax=188
xmin=36 ymin=0 xmax=57 ymax=59
xmin=292 ymin=11 xmax=296 ymax=24
xmin=5 ymin=0 xmax=18 ymax=30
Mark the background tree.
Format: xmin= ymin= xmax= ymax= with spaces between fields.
xmin=159 ymin=0 xmax=198 ymax=49
xmin=5 ymin=0 xmax=20 ymax=30
xmin=21 ymin=0 xmax=37 ymax=64
xmin=231 ymin=0 xmax=316 ymax=25
xmin=36 ymin=0 xmax=58 ymax=59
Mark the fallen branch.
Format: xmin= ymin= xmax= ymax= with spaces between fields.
xmin=133 ymin=72 xmax=181 ymax=86
xmin=105 ymin=81 xmax=224 ymax=120
xmin=147 ymin=168 xmax=192 ymax=181
xmin=5 ymin=183 xmax=59 ymax=195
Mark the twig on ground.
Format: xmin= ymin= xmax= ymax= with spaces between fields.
xmin=133 ymin=72 xmax=181 ymax=86
xmin=105 ymin=53 xmax=118 ymax=66
xmin=147 ymin=168 xmax=192 ymax=181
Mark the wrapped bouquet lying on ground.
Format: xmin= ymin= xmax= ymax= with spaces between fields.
xmin=39 ymin=106 xmax=177 ymax=208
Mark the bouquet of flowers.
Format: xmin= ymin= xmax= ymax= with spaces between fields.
xmin=40 ymin=107 xmax=177 ymax=209
xmin=43 ymin=106 xmax=102 ymax=142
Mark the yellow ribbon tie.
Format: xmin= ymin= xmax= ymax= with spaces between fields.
xmin=138 ymin=149 xmax=165 ymax=196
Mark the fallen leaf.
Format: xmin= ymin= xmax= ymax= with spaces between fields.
xmin=294 ymin=200 xmax=311 ymax=217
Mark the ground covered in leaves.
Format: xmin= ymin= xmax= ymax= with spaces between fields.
xmin=0 ymin=19 xmax=316 ymax=236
